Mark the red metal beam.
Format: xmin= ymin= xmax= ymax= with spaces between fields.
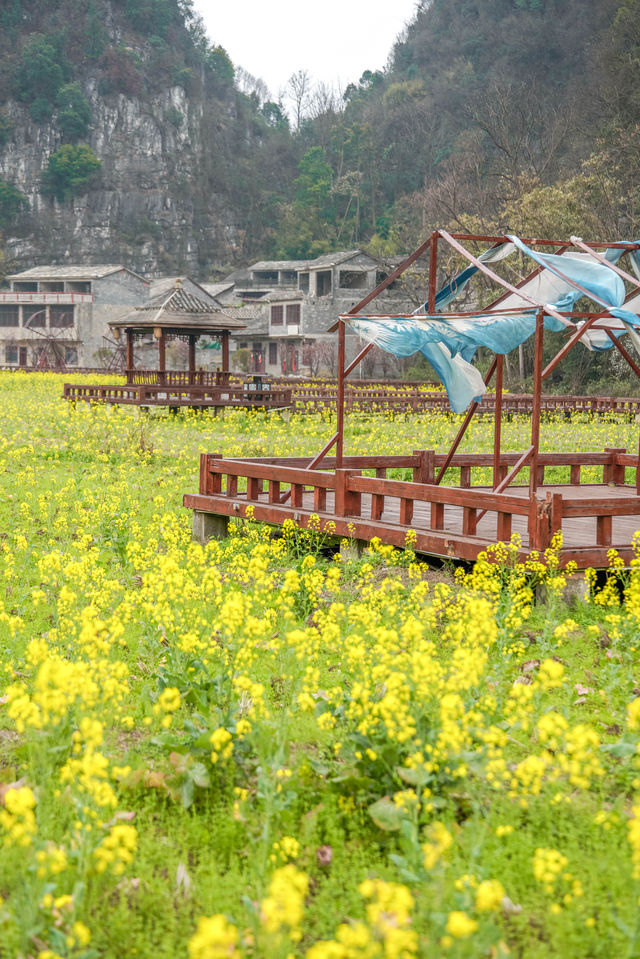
xmin=434 ymin=356 xmax=497 ymax=484
xmin=606 ymin=329 xmax=640 ymax=379
xmin=440 ymin=230 xmax=572 ymax=329
xmin=530 ymin=310 xmax=544 ymax=496
xmin=493 ymin=354 xmax=503 ymax=490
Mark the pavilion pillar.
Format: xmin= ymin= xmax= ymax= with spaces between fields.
xmin=336 ymin=318 xmax=346 ymax=467
xmin=221 ymin=332 xmax=230 ymax=373
xmin=188 ymin=335 xmax=196 ymax=385
xmin=493 ymin=354 xmax=503 ymax=489
xmin=125 ymin=329 xmax=134 ymax=383
xmin=158 ymin=330 xmax=166 ymax=385
xmin=529 ymin=310 xmax=544 ymax=496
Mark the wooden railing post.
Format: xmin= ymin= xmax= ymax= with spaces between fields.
xmin=335 ymin=469 xmax=361 ymax=517
xmin=199 ymin=453 xmax=222 ymax=495
xmin=604 ymin=447 xmax=626 ymax=485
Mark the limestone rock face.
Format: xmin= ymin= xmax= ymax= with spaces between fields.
xmin=0 ymin=73 xmax=244 ymax=276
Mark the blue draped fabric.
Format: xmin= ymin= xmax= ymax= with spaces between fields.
xmin=350 ymin=236 xmax=640 ymax=412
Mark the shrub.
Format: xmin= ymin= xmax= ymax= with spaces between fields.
xmin=56 ymin=83 xmax=92 ymax=142
xmin=13 ymin=34 xmax=66 ymax=108
xmin=40 ymin=144 xmax=101 ymax=202
xmin=0 ymin=178 xmax=27 ymax=225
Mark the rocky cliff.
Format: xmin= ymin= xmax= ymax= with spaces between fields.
xmin=0 ymin=0 xmax=284 ymax=277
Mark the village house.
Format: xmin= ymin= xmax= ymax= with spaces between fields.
xmin=222 ymin=250 xmax=409 ymax=376
xmin=0 ymin=265 xmax=149 ymax=369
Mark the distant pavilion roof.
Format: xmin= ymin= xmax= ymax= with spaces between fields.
xmin=110 ymin=280 xmax=246 ymax=336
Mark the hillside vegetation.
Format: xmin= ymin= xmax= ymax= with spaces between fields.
xmin=0 ymin=0 xmax=637 ymax=267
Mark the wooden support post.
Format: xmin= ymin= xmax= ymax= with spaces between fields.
xmin=596 ymin=514 xmax=612 ymax=547
xmin=604 ymin=447 xmax=626 ymax=485
xmin=400 ymin=498 xmax=414 ymax=526
xmin=336 ymin=320 xmax=346 ymax=467
xmin=199 ymin=453 xmax=222 ymax=495
xmin=313 ymin=486 xmax=327 ymax=512
xmin=371 ymin=490 xmax=385 ymax=521
xmin=412 ymin=450 xmax=430 ymax=483
xmin=497 ymin=511 xmax=512 ymax=541
xmin=462 ymin=506 xmax=477 ymax=536
xmin=188 ymin=335 xmax=196 ymax=385
xmin=125 ymin=329 xmax=134 ymax=382
xmin=335 ymin=469 xmax=361 ymax=517
xmin=221 ymin=332 xmax=230 ymax=373
xmin=268 ymin=480 xmax=281 ymax=504
xmin=158 ymin=330 xmax=166 ymax=385
xmin=529 ymin=310 xmax=544 ymax=496
xmin=493 ymin=354 xmax=503 ymax=490
xmin=431 ymin=502 xmax=445 ymax=530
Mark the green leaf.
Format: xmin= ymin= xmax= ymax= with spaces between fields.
xmin=396 ymin=765 xmax=430 ymax=787
xmin=189 ymin=762 xmax=211 ymax=789
xmin=368 ymin=797 xmax=404 ymax=831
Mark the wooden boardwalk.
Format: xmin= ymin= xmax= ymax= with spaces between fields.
xmin=184 ymin=451 xmax=640 ymax=568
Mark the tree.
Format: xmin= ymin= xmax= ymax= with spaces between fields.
xmin=40 ymin=144 xmax=101 ymax=202
xmin=13 ymin=34 xmax=66 ymax=114
xmin=0 ymin=179 xmax=28 ymax=226
xmin=285 ymin=70 xmax=312 ymax=130
xmin=56 ymin=83 xmax=92 ymax=142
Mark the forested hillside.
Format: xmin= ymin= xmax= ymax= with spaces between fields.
xmin=0 ymin=0 xmax=637 ymax=274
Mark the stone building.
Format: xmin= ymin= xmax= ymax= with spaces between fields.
xmin=224 ymin=250 xmax=409 ymax=376
xmin=0 ymin=265 xmax=149 ymax=368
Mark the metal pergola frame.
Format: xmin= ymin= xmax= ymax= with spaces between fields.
xmin=313 ymin=230 xmax=640 ymax=495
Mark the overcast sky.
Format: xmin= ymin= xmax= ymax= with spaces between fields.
xmin=192 ymin=0 xmax=420 ymax=101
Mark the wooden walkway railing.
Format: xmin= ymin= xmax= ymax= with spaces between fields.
xmin=63 ymin=382 xmax=292 ymax=410
xmin=185 ymin=448 xmax=640 ymax=566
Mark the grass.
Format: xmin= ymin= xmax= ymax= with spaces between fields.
xmin=0 ymin=372 xmax=639 ymax=957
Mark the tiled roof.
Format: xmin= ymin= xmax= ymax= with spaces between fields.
xmin=7 ymin=265 xmax=146 ymax=281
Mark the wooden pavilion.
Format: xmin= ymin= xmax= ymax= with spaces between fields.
xmin=185 ymin=230 xmax=640 ymax=568
xmin=63 ymin=280 xmax=292 ymax=410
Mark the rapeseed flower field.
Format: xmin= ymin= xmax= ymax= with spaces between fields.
xmin=1 ymin=372 xmax=640 ymax=958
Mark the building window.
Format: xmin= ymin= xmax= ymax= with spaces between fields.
xmin=269 ymin=342 xmax=278 ymax=365
xmin=67 ymin=281 xmax=91 ymax=294
xmin=5 ymin=345 xmax=18 ymax=363
xmin=12 ymin=282 xmax=37 ymax=292
xmin=271 ymin=305 xmax=284 ymax=326
xmin=0 ymin=305 xmax=19 ymax=327
xmin=238 ymin=341 xmax=248 ymax=349
xmin=286 ymin=303 xmax=300 ymax=327
xmin=50 ymin=305 xmax=74 ymax=328
xmin=64 ymin=347 xmax=78 ymax=365
xmin=316 ymin=270 xmax=332 ymax=296
xmin=339 ymin=271 xmax=367 ymax=290
xmin=41 ymin=281 xmax=65 ymax=292
xmin=23 ymin=307 xmax=46 ymax=328
xmin=298 ymin=272 xmax=309 ymax=292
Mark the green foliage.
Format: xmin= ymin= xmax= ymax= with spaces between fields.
xmin=0 ymin=112 xmax=13 ymax=147
xmin=261 ymin=101 xmax=289 ymax=130
xmin=40 ymin=144 xmax=101 ymax=202
xmin=124 ymin=0 xmax=176 ymax=36
xmin=0 ymin=178 xmax=28 ymax=226
xmin=56 ymin=83 xmax=91 ymax=142
xmin=13 ymin=34 xmax=67 ymax=113
xmin=206 ymin=45 xmax=234 ymax=86
xmin=166 ymin=106 xmax=183 ymax=128
xmin=294 ymin=147 xmax=333 ymax=211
